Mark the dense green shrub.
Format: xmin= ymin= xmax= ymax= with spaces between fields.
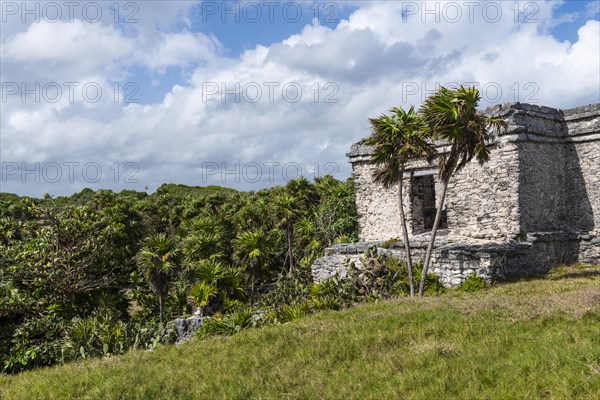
xmin=277 ymin=303 xmax=312 ymax=322
xmin=346 ymin=250 xmax=444 ymax=300
xmin=197 ymin=308 xmax=255 ymax=338
xmin=258 ymin=267 xmax=313 ymax=308
xmin=188 ymin=282 xmax=218 ymax=308
xmin=458 ymin=273 xmax=487 ymax=292
xmin=310 ymin=295 xmax=341 ymax=311
xmin=380 ymin=237 xmax=402 ymax=249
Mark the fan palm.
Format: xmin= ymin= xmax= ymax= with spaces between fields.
xmin=418 ymin=86 xmax=507 ymax=296
xmin=234 ymin=229 xmax=273 ymax=294
xmin=363 ymin=106 xmax=434 ymax=297
xmin=275 ymin=193 xmax=298 ymax=276
xmin=136 ymin=233 xmax=180 ymax=321
xmin=0 ymin=217 xmax=18 ymax=244
xmin=188 ymin=281 xmax=218 ymax=308
xmin=182 ymin=214 xmax=225 ymax=263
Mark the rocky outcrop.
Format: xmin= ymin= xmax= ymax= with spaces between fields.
xmin=173 ymin=315 xmax=205 ymax=343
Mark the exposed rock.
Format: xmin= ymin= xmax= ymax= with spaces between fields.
xmin=173 ymin=316 xmax=205 ymax=343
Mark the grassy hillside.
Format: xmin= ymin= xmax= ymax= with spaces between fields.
xmin=1 ymin=265 xmax=599 ymax=400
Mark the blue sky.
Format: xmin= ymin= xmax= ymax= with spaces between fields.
xmin=1 ymin=1 xmax=599 ymax=196
xmin=128 ymin=1 xmax=359 ymax=104
xmin=127 ymin=1 xmax=600 ymax=105
xmin=552 ymin=0 xmax=599 ymax=40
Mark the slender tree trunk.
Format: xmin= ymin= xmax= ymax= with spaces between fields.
xmin=281 ymin=252 xmax=289 ymax=277
xmin=397 ymin=170 xmax=415 ymax=298
xmin=251 ymin=263 xmax=256 ymax=296
xmin=158 ymin=295 xmax=164 ymax=323
xmin=418 ymin=179 xmax=449 ymax=297
xmin=287 ymin=222 xmax=295 ymax=276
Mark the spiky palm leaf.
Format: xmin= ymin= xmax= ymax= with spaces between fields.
xmin=234 ymin=229 xmax=273 ymax=294
xmin=421 ymin=86 xmax=507 ymax=182
xmin=363 ymin=106 xmax=435 ymax=188
xmin=136 ymin=233 xmax=179 ymax=321
xmin=362 ymin=106 xmax=434 ymax=297
xmin=218 ymin=267 xmax=248 ymax=301
xmin=193 ymin=259 xmax=225 ymax=285
xmin=188 ymin=281 xmax=217 ymax=307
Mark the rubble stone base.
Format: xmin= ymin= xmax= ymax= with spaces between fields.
xmin=311 ymin=231 xmax=599 ymax=286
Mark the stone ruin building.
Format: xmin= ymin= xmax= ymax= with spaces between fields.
xmin=312 ymin=102 xmax=600 ymax=286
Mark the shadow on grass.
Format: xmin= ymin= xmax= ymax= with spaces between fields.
xmin=498 ymin=273 xmax=548 ymax=284
xmin=547 ymin=269 xmax=600 ymax=281
xmin=496 ymin=265 xmax=600 ymax=285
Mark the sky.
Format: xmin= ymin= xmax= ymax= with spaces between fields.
xmin=1 ymin=0 xmax=599 ymax=197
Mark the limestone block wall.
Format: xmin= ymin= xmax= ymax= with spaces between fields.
xmin=579 ymin=233 xmax=600 ymax=264
xmin=517 ymin=141 xmax=568 ymax=232
xmin=349 ymin=144 xmax=434 ymax=241
xmin=350 ymin=104 xmax=525 ymax=242
xmin=566 ymin=104 xmax=600 ymax=263
xmin=470 ymin=103 xmax=568 ymax=237
xmin=504 ymin=103 xmax=600 ymax=237
xmin=444 ymin=140 xmax=521 ymax=240
xmin=312 ymin=240 xmax=534 ymax=287
xmin=311 ymin=234 xmax=598 ymax=286
xmin=564 ymin=104 xmax=600 ymax=234
xmin=514 ymin=107 xmax=566 ymax=232
xmin=316 ymin=102 xmax=599 ymax=287
xmin=350 ymin=143 xmax=520 ymax=242
xmin=351 ymin=158 xmax=404 ymax=241
xmin=350 ymin=102 xmax=600 ymax=246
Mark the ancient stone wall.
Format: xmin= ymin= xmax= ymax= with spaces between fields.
xmin=350 ymin=156 xmax=404 ymax=242
xmin=350 ymin=102 xmax=600 ymax=245
xmin=564 ymin=104 xmax=600 ymax=234
xmin=350 ymin=104 xmax=526 ymax=242
xmin=517 ymin=141 xmax=567 ymax=232
xmin=312 ymin=239 xmax=541 ymax=287
xmin=444 ymin=140 xmax=521 ymax=240
xmin=329 ymin=102 xmax=600 ymax=285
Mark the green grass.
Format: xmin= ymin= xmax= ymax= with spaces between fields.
xmin=2 ymin=265 xmax=600 ymax=399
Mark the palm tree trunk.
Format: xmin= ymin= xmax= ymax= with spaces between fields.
xmin=418 ymin=179 xmax=448 ymax=297
xmin=158 ymin=295 xmax=164 ymax=323
xmin=251 ymin=264 xmax=256 ymax=296
xmin=287 ymin=222 xmax=295 ymax=276
xmin=397 ymin=170 xmax=415 ymax=297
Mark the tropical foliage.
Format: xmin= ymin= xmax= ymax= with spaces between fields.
xmin=0 ymin=176 xmax=358 ymax=373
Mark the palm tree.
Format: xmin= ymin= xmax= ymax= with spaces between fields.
xmin=136 ymin=233 xmax=180 ymax=322
xmin=295 ymin=216 xmax=321 ymax=264
xmin=418 ymin=86 xmax=507 ymax=296
xmin=182 ymin=214 xmax=225 ymax=263
xmin=0 ymin=217 xmax=19 ymax=245
xmin=234 ymin=229 xmax=273 ymax=294
xmin=275 ymin=193 xmax=298 ymax=276
xmin=188 ymin=260 xmax=247 ymax=315
xmin=363 ymin=106 xmax=434 ymax=297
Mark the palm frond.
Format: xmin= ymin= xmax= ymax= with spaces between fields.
xmin=364 ymin=106 xmax=435 ymax=187
xmin=420 ymin=86 xmax=507 ymax=180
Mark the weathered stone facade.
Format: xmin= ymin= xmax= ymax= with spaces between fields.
xmin=312 ymin=102 xmax=600 ymax=285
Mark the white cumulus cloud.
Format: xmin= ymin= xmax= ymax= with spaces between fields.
xmin=1 ymin=1 xmax=599 ymax=196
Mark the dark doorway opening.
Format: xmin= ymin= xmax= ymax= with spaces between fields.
xmin=411 ymin=175 xmax=447 ymax=234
